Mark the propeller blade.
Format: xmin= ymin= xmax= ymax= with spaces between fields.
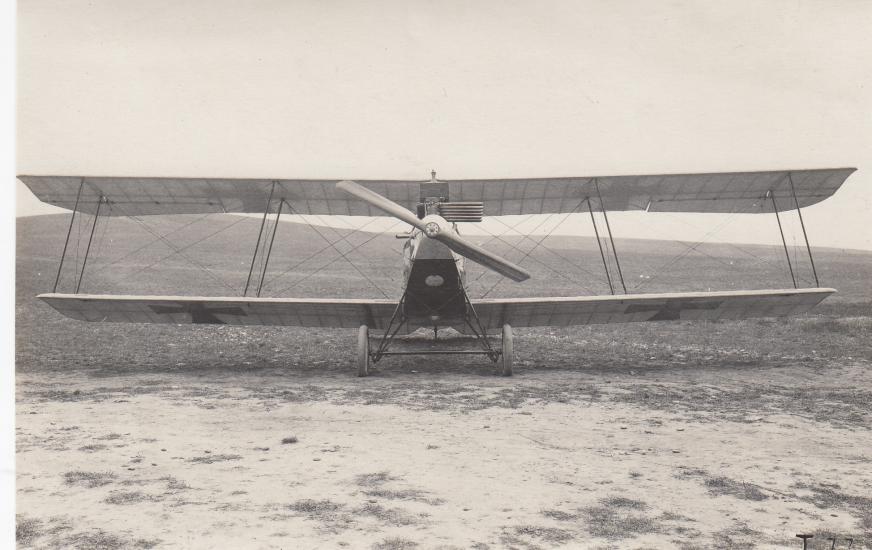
xmin=336 ymin=180 xmax=424 ymax=230
xmin=436 ymin=231 xmax=531 ymax=282
xmin=335 ymin=179 xmax=530 ymax=282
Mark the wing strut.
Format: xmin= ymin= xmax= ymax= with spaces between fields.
xmin=788 ymin=173 xmax=820 ymax=287
xmin=769 ymin=189 xmax=797 ymax=289
xmin=257 ymin=198 xmax=285 ymax=297
xmin=75 ymin=195 xmax=105 ymax=293
xmin=594 ymin=178 xmax=627 ymax=293
xmin=586 ymin=197 xmax=615 ymax=295
xmin=53 ymin=177 xmax=85 ymax=293
xmin=243 ymin=181 xmax=276 ymax=297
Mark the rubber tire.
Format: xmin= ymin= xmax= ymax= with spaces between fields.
xmin=500 ymin=323 xmax=513 ymax=377
xmin=357 ymin=325 xmax=370 ymax=377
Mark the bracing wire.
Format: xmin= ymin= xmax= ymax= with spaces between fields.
xmin=259 ymin=215 xmax=387 ymax=293
xmin=269 ymin=220 xmax=405 ymax=296
xmin=487 ymin=208 xmax=603 ymax=281
xmin=129 ymin=215 xmax=249 ymax=277
xmin=466 ymin=211 xmax=568 ymax=288
xmin=648 ymin=209 xmax=781 ymax=271
xmin=314 ymin=214 xmax=406 ymax=258
xmin=92 ymin=211 xmax=214 ymax=276
xmin=474 ymin=223 xmax=597 ymax=298
xmin=632 ymin=210 xmax=744 ymax=291
xmin=110 ymin=204 xmax=242 ymax=293
xmin=469 ymin=203 xmax=600 ymax=297
xmin=89 ymin=203 xmax=113 ymax=284
xmin=71 ymin=208 xmax=86 ymax=289
xmin=283 ymin=205 xmax=393 ymax=299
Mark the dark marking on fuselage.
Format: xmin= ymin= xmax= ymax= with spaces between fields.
xmin=403 ymin=258 xmax=466 ymax=322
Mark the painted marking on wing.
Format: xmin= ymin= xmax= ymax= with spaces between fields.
xmin=149 ymin=303 xmax=248 ymax=324
xmin=623 ymin=299 xmax=723 ymax=321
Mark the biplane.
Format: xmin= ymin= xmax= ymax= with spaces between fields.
xmin=19 ymin=168 xmax=855 ymax=376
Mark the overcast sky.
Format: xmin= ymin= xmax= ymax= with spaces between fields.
xmin=15 ymin=0 xmax=872 ymax=250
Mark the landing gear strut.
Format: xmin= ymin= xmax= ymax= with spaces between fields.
xmin=357 ymin=325 xmax=370 ymax=377
xmin=501 ymin=324 xmax=513 ymax=377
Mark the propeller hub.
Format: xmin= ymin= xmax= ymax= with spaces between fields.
xmin=420 ymin=215 xmax=449 ymax=239
xmin=424 ymin=221 xmax=441 ymax=237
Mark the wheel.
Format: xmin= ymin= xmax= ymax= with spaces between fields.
xmin=500 ymin=323 xmax=513 ymax=376
xmin=357 ymin=325 xmax=371 ymax=377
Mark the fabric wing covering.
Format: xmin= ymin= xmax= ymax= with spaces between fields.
xmin=39 ymin=288 xmax=833 ymax=330
xmin=20 ymin=167 xmax=854 ymax=217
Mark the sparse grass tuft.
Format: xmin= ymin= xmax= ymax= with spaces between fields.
xmin=63 ymin=470 xmax=117 ymax=488
xmin=355 ymin=471 xmax=397 ymax=487
xmin=513 ymin=525 xmax=574 ymax=543
xmin=712 ymin=522 xmax=762 ymax=548
xmin=601 ymin=496 xmax=648 ymax=510
xmin=582 ymin=497 xmax=659 ymax=540
xmin=659 ymin=511 xmax=695 ymax=522
xmin=372 ymin=537 xmax=419 ymax=550
xmin=356 ymin=502 xmax=420 ymax=526
xmin=285 ymin=499 xmax=351 ymax=531
xmin=281 ymin=436 xmax=298 ymax=444
xmin=63 ymin=529 xmax=128 ymax=550
xmin=704 ymin=476 xmax=768 ymax=501
xmin=288 ymin=499 xmax=344 ymax=516
xmin=16 ymin=515 xmax=42 ymax=545
xmin=160 ymin=475 xmax=190 ymax=491
xmin=104 ymin=491 xmax=159 ymax=505
xmin=541 ymin=509 xmax=578 ymax=521
xmin=364 ymin=488 xmax=444 ymax=505
xmin=677 ymin=468 xmax=769 ymax=501
xmin=77 ymin=443 xmax=108 ymax=452
xmin=188 ymin=453 xmax=242 ymax=464
xmin=796 ymin=316 xmax=872 ymax=336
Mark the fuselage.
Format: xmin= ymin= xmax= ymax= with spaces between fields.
xmin=401 ymin=229 xmax=468 ymax=326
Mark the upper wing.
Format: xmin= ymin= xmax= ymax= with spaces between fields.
xmin=18 ymin=176 xmax=421 ymax=217
xmin=469 ymin=288 xmax=834 ymax=330
xmin=38 ymin=293 xmax=405 ymax=331
xmin=452 ymin=168 xmax=856 ymax=215
xmin=20 ymin=168 xmax=854 ymax=217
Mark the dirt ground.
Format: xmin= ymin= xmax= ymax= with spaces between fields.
xmin=14 ymin=355 xmax=872 ymax=549
xmin=15 ymin=215 xmax=872 ymax=549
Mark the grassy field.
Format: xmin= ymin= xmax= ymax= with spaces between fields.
xmin=15 ymin=213 xmax=872 ymax=549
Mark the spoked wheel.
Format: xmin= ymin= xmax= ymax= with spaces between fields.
xmin=357 ymin=325 xmax=371 ymax=377
xmin=500 ymin=323 xmax=513 ymax=376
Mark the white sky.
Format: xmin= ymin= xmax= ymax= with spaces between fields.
xmin=14 ymin=0 xmax=872 ymax=250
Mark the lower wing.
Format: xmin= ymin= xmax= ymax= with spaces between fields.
xmin=38 ymin=294 xmax=401 ymax=330
xmin=39 ymin=288 xmax=833 ymax=329
xmin=468 ymin=288 xmax=834 ymax=330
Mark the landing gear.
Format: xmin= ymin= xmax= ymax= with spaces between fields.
xmin=357 ymin=325 xmax=370 ymax=377
xmin=501 ymin=324 xmax=513 ymax=377
xmin=355 ymin=291 xmax=515 ymax=376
